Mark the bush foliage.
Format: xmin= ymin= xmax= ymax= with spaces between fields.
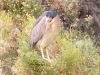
xmin=15 ymin=15 xmax=99 ymax=75
xmin=1 ymin=0 xmax=43 ymax=18
xmin=0 ymin=0 xmax=100 ymax=75
xmin=16 ymin=26 xmax=82 ymax=75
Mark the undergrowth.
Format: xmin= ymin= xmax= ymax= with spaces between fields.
xmin=15 ymin=15 xmax=100 ymax=75
xmin=0 ymin=9 xmax=100 ymax=75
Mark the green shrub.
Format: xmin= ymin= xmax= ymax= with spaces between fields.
xmin=0 ymin=10 xmax=99 ymax=75
xmin=16 ymin=21 xmax=83 ymax=75
xmin=66 ymin=29 xmax=100 ymax=75
xmin=16 ymin=25 xmax=100 ymax=75
xmin=1 ymin=0 xmax=43 ymax=18
xmin=0 ymin=11 xmax=14 ymax=46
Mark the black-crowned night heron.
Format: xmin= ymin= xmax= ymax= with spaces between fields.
xmin=30 ymin=10 xmax=61 ymax=60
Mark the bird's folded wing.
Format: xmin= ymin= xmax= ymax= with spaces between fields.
xmin=30 ymin=16 xmax=47 ymax=47
xmin=33 ymin=11 xmax=48 ymax=27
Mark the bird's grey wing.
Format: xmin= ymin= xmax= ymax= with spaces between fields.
xmin=30 ymin=16 xmax=47 ymax=47
xmin=33 ymin=11 xmax=48 ymax=27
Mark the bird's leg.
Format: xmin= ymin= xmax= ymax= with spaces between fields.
xmin=46 ymin=48 xmax=50 ymax=60
xmin=40 ymin=47 xmax=45 ymax=59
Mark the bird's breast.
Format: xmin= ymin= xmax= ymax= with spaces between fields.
xmin=36 ymin=15 xmax=61 ymax=49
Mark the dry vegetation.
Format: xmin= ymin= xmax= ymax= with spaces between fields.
xmin=0 ymin=0 xmax=100 ymax=75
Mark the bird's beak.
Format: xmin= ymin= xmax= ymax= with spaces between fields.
xmin=45 ymin=17 xmax=52 ymax=31
xmin=45 ymin=17 xmax=51 ymax=24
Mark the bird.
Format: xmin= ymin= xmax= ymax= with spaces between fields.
xmin=30 ymin=10 xmax=61 ymax=60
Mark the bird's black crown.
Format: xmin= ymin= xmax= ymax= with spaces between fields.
xmin=46 ymin=10 xmax=57 ymax=19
